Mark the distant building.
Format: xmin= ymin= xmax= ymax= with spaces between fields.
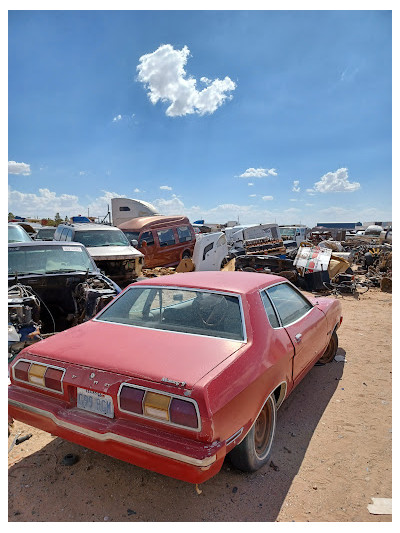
xmin=317 ymin=222 xmax=362 ymax=230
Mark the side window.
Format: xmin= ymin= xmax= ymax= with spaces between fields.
xmin=216 ymin=235 xmax=227 ymax=247
xmin=267 ymin=283 xmax=313 ymax=326
xmin=203 ymin=242 xmax=213 ymax=260
xmin=119 ymin=206 xmax=131 ymax=211
xmin=60 ymin=227 xmax=70 ymax=241
xmin=139 ymin=231 xmax=155 ymax=247
xmin=65 ymin=229 xmax=73 ymax=242
xmin=53 ymin=227 xmax=62 ymax=240
xmin=260 ymin=291 xmax=280 ymax=328
xmin=157 ymin=228 xmax=176 ymax=247
xmin=177 ymin=225 xmax=192 ymax=243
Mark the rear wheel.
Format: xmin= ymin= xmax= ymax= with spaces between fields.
xmin=317 ymin=330 xmax=338 ymax=365
xmin=181 ymin=250 xmax=191 ymax=259
xmin=229 ymin=395 xmax=276 ymax=472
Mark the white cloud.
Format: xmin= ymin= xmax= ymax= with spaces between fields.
xmin=262 ymin=195 xmax=274 ymax=201
xmin=8 ymin=161 xmax=31 ymax=175
xmin=305 ymin=203 xmax=314 ymax=207
xmin=248 ymin=183 xmax=254 ymax=187
xmin=310 ymin=168 xmax=361 ymax=193
xmin=238 ymin=168 xmax=277 ymax=179
xmin=249 ymin=194 xmax=257 ymax=197
xmin=160 ymin=185 xmax=172 ymax=191
xmin=153 ymin=194 xmax=185 ymax=215
xmin=112 ymin=114 xmax=122 ymax=122
xmin=137 ymin=44 xmax=236 ymax=117
xmin=289 ymin=198 xmax=298 ymax=202
xmin=8 ymin=187 xmax=83 ymax=218
xmin=134 ymin=188 xmax=141 ymax=193
xmin=292 ymin=180 xmax=300 ymax=193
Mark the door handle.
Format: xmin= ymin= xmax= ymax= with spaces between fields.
xmin=295 ymin=333 xmax=302 ymax=343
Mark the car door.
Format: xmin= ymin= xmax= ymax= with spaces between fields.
xmin=266 ymin=282 xmax=328 ymax=384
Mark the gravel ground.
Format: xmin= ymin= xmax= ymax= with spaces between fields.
xmin=8 ymin=287 xmax=392 ymax=522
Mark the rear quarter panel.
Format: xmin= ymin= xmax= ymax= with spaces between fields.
xmin=312 ymin=296 xmax=342 ymax=334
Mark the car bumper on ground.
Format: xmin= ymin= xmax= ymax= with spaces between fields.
xmin=8 ymin=385 xmax=225 ymax=484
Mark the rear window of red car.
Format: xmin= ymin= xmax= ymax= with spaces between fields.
xmin=96 ymin=286 xmax=245 ymax=341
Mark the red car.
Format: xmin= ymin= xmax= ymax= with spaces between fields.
xmin=8 ymin=272 xmax=342 ymax=484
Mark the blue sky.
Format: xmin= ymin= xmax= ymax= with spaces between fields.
xmin=8 ymin=9 xmax=392 ymax=226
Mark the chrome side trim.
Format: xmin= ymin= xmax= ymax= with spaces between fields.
xmin=226 ymin=427 xmax=244 ymax=446
xmin=117 ymin=382 xmax=202 ymax=432
xmin=11 ymin=358 xmax=66 ymax=395
xmin=8 ymin=399 xmax=216 ymax=468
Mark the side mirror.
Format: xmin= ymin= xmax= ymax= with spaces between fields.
xmin=131 ymin=239 xmax=139 ymax=247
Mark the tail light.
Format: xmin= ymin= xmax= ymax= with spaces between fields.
xmin=119 ymin=386 xmax=144 ymax=414
xmin=29 ymin=364 xmax=46 ymax=386
xmin=169 ymin=398 xmax=198 ymax=428
xmin=12 ymin=359 xmax=65 ymax=393
xmin=44 ymin=368 xmax=64 ymax=392
xmin=118 ymin=384 xmax=199 ymax=430
xmin=14 ymin=360 xmax=30 ymax=382
xmin=144 ymin=391 xmax=170 ymax=421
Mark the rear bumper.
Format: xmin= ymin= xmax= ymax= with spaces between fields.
xmin=8 ymin=386 xmax=225 ymax=484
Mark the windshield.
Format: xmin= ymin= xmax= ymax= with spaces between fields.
xmin=280 ymin=227 xmax=295 ymax=237
xmin=8 ymin=225 xmax=32 ymax=243
xmin=74 ymin=229 xmax=130 ymax=247
xmin=97 ymin=286 xmax=245 ymax=341
xmin=36 ymin=228 xmax=56 ymax=239
xmin=122 ymin=231 xmax=140 ymax=242
xmin=8 ymin=244 xmax=96 ymax=275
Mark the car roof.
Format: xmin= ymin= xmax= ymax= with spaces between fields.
xmin=59 ymin=223 xmax=121 ymax=231
xmin=8 ymin=241 xmax=85 ymax=248
xmin=133 ymin=271 xmax=287 ymax=295
xmin=119 ymin=215 xmax=190 ymax=231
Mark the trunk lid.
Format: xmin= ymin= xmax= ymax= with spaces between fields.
xmin=26 ymin=320 xmax=245 ymax=388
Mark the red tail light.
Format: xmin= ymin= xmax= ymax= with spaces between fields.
xmin=44 ymin=367 xmax=64 ymax=392
xmin=169 ymin=398 xmax=198 ymax=428
xmin=118 ymin=384 xmax=199 ymax=430
xmin=119 ymin=385 xmax=145 ymax=414
xmin=14 ymin=360 xmax=30 ymax=382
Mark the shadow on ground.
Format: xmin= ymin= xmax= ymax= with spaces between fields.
xmin=9 ymin=357 xmax=345 ymax=522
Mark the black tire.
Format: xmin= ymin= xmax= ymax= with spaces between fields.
xmin=229 ymin=395 xmax=276 ymax=472
xmin=317 ymin=330 xmax=338 ymax=365
xmin=181 ymin=250 xmax=191 ymax=259
xmin=242 ymin=267 xmax=256 ymax=273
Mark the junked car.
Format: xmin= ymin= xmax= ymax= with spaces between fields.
xmin=8 ymin=271 xmax=342 ymax=483
xmin=8 ymin=241 xmax=120 ymax=361
xmin=8 ymin=223 xmax=32 ymax=243
xmin=53 ymin=223 xmax=144 ymax=285
xmin=33 ymin=226 xmax=57 ymax=241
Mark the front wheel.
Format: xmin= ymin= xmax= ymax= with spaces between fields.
xmin=229 ymin=395 xmax=276 ymax=472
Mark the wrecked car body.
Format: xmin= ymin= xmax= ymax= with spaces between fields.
xmin=53 ymin=223 xmax=144 ymax=286
xmin=8 ymin=242 xmax=120 ymax=361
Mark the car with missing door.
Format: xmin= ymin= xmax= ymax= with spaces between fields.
xmin=8 ymin=271 xmax=342 ymax=483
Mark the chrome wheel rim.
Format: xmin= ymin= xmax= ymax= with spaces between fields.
xmin=254 ymin=399 xmax=275 ymax=459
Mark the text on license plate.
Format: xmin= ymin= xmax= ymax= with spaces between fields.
xmin=77 ymin=388 xmax=114 ymax=418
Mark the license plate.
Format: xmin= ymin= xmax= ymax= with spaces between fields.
xmin=77 ymin=388 xmax=114 ymax=418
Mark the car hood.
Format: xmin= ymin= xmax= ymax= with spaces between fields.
xmin=86 ymin=245 xmax=143 ymax=261
xmin=26 ymin=320 xmax=245 ymax=388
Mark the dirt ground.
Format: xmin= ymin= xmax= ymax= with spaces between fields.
xmin=8 ymin=287 xmax=392 ymax=522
